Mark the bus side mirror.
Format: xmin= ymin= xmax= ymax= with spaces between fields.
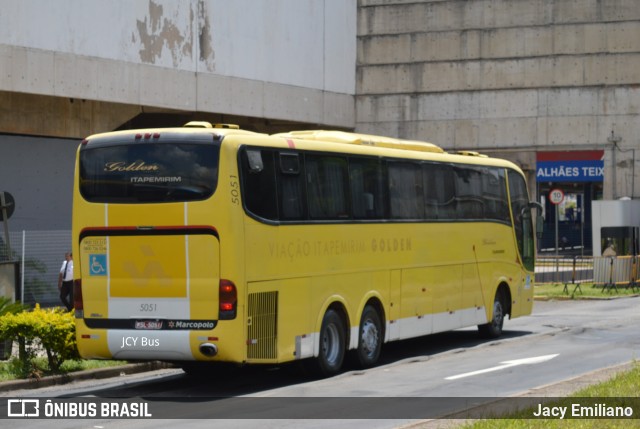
xmin=536 ymin=215 xmax=544 ymax=239
xmin=528 ymin=201 xmax=544 ymax=239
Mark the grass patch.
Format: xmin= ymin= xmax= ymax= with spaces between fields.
xmin=0 ymin=357 xmax=127 ymax=382
xmin=461 ymin=363 xmax=640 ymax=428
xmin=535 ymin=283 xmax=639 ymax=299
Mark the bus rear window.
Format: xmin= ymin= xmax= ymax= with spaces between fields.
xmin=79 ymin=142 xmax=220 ymax=203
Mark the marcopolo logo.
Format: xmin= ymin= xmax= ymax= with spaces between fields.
xmin=167 ymin=320 xmax=216 ymax=330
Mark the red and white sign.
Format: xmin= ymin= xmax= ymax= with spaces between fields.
xmin=549 ymin=188 xmax=564 ymax=205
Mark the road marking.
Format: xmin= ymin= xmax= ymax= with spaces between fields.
xmin=445 ymin=354 xmax=559 ymax=380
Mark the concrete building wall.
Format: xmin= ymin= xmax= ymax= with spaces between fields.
xmin=0 ymin=0 xmax=357 ymax=138
xmin=356 ymin=0 xmax=640 ymax=200
xmin=0 ymin=0 xmax=357 ymax=233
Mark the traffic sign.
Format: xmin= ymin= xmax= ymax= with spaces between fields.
xmin=549 ymin=188 xmax=564 ymax=205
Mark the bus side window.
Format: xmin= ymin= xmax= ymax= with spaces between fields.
xmin=481 ymin=168 xmax=510 ymax=223
xmin=454 ymin=166 xmax=484 ymax=220
xmin=350 ymin=157 xmax=385 ymax=219
xmin=424 ymin=163 xmax=456 ymax=220
xmin=278 ymin=152 xmax=305 ymax=220
xmin=241 ymin=149 xmax=278 ymax=220
xmin=306 ymin=155 xmax=349 ymax=220
xmin=388 ymin=161 xmax=424 ymax=220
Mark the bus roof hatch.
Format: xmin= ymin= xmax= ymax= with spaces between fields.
xmin=184 ymin=121 xmax=239 ymax=129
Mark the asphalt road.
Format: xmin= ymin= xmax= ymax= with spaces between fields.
xmin=2 ymin=297 xmax=639 ymax=428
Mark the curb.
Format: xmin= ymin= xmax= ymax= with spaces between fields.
xmin=0 ymin=361 xmax=173 ymax=393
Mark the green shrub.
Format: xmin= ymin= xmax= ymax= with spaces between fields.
xmin=0 ymin=304 xmax=79 ymax=377
xmin=0 ymin=297 xmax=28 ymax=361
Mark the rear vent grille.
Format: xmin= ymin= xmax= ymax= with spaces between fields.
xmin=247 ymin=291 xmax=278 ymax=359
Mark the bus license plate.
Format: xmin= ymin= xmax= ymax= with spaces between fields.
xmin=135 ymin=320 xmax=163 ymax=330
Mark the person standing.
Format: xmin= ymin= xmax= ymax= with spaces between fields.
xmin=58 ymin=252 xmax=74 ymax=311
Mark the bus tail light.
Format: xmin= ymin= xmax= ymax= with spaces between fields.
xmin=219 ymin=279 xmax=237 ymax=320
xmin=73 ymin=279 xmax=84 ymax=318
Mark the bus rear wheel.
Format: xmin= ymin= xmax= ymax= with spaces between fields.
xmin=315 ymin=309 xmax=346 ymax=377
xmin=355 ymin=305 xmax=382 ymax=368
xmin=478 ymin=290 xmax=505 ymax=338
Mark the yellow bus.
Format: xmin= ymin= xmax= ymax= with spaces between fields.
xmin=73 ymin=122 xmax=540 ymax=376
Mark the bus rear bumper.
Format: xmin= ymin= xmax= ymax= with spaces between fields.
xmin=76 ymin=321 xmax=228 ymax=361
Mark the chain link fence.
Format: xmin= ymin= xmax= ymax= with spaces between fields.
xmin=535 ymin=256 xmax=594 ymax=285
xmin=2 ymin=230 xmax=71 ymax=308
xmin=535 ymin=255 xmax=640 ymax=293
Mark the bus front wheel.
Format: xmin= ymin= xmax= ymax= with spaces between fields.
xmin=478 ymin=291 xmax=505 ymax=338
xmin=315 ymin=309 xmax=346 ymax=377
xmin=355 ymin=305 xmax=382 ymax=368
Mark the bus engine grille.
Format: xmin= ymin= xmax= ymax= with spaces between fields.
xmin=247 ymin=291 xmax=278 ymax=360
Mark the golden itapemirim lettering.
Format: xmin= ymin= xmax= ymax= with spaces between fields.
xmin=268 ymin=239 xmax=366 ymax=261
xmin=267 ymin=237 xmax=412 ymax=261
xmin=104 ymin=161 xmax=160 ymax=172
xmin=371 ymin=237 xmax=412 ymax=253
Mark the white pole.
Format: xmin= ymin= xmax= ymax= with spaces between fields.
xmin=21 ymin=230 xmax=25 ymax=303
xmin=555 ymin=205 xmax=560 ymax=275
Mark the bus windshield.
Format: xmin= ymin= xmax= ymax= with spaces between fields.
xmin=79 ymin=142 xmax=220 ymax=203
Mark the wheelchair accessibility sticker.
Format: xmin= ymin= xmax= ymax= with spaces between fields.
xmin=89 ymin=254 xmax=107 ymax=276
